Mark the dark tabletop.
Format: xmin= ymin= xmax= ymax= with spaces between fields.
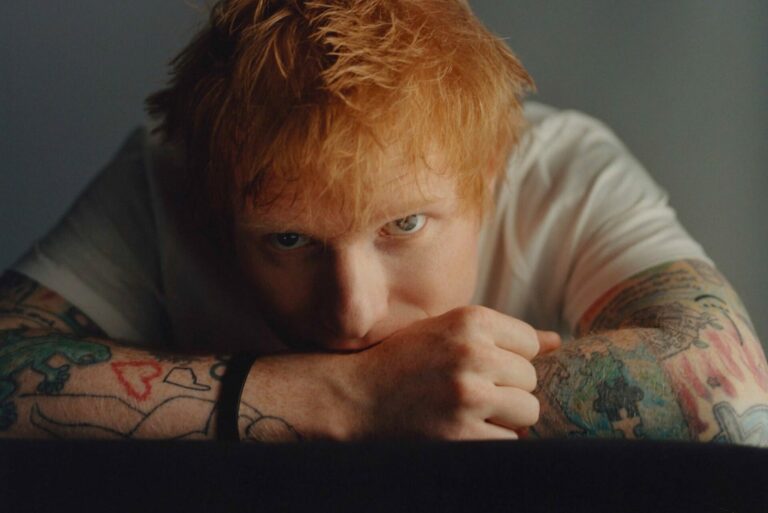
xmin=1 ymin=438 xmax=766 ymax=513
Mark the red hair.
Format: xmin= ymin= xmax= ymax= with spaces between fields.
xmin=147 ymin=0 xmax=533 ymax=240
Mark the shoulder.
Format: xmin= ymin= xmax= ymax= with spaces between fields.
xmin=81 ymin=125 xmax=156 ymax=202
xmin=512 ymin=102 xmax=633 ymax=183
xmin=520 ymin=102 xmax=622 ymax=144
xmin=504 ymin=102 xmax=661 ymax=217
xmin=108 ymin=121 xmax=179 ymax=182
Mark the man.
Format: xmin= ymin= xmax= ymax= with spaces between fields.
xmin=1 ymin=0 xmax=766 ymax=443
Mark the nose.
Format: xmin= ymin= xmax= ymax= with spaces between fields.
xmin=320 ymin=245 xmax=388 ymax=350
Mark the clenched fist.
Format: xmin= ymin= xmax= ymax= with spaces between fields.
xmin=340 ymin=305 xmax=561 ymax=440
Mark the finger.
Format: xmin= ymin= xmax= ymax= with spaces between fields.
xmin=484 ymin=387 xmax=540 ymax=430
xmin=487 ymin=351 xmax=537 ymax=392
xmin=536 ymin=330 xmax=561 ymax=354
xmin=451 ymin=421 xmax=519 ymax=441
xmin=468 ymin=308 xmax=539 ymax=360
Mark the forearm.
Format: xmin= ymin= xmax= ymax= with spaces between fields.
xmin=530 ymin=260 xmax=768 ymax=445
xmin=0 ymin=270 xmax=315 ymax=441
xmin=532 ymin=328 xmax=708 ymax=440
xmin=238 ymin=353 xmax=353 ymax=442
xmin=0 ymin=326 xmax=229 ymax=439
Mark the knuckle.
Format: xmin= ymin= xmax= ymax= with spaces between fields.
xmin=448 ymin=374 xmax=482 ymax=409
xmin=449 ymin=341 xmax=492 ymax=376
xmin=450 ymin=339 xmax=475 ymax=362
xmin=449 ymin=305 xmax=489 ymax=333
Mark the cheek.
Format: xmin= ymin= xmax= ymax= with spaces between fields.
xmin=236 ymin=246 xmax=315 ymax=317
xmin=390 ymin=221 xmax=480 ymax=315
xmin=259 ymin=271 xmax=312 ymax=316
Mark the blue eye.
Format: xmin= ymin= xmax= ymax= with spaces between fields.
xmin=383 ymin=214 xmax=427 ymax=235
xmin=268 ymin=232 xmax=312 ymax=251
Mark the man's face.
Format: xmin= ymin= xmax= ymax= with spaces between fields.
xmin=233 ymin=163 xmax=485 ymax=352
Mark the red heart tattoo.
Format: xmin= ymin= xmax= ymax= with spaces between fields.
xmin=111 ymin=361 xmax=163 ymax=401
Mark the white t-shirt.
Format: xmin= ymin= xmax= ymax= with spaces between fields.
xmin=12 ymin=102 xmax=712 ymax=352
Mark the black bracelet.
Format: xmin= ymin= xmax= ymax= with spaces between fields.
xmin=217 ymin=352 xmax=257 ymax=442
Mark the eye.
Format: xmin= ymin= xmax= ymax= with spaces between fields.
xmin=267 ymin=232 xmax=312 ymax=251
xmin=383 ymin=214 xmax=427 ymax=236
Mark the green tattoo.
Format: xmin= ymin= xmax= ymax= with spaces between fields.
xmin=532 ymin=333 xmax=688 ymax=439
xmin=541 ymin=259 xmax=768 ymax=446
xmin=0 ymin=328 xmax=111 ymax=430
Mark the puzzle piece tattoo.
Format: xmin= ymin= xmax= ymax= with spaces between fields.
xmin=593 ymin=375 xmax=645 ymax=438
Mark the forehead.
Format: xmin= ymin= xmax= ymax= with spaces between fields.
xmin=235 ymin=164 xmax=461 ymax=238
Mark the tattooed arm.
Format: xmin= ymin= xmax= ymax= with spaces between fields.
xmin=0 ymin=268 xmax=548 ymax=442
xmin=0 ymin=270 xmax=307 ymax=441
xmin=530 ymin=259 xmax=768 ymax=445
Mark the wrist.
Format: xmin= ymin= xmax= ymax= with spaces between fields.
xmin=238 ymin=352 xmax=360 ymax=441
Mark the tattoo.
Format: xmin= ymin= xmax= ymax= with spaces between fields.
xmin=579 ymin=265 xmax=703 ymax=336
xmin=0 ymin=274 xmax=298 ymax=440
xmin=0 ymin=273 xmax=302 ymax=441
xmin=629 ymin=302 xmax=721 ymax=359
xmin=209 ymin=355 xmax=230 ymax=381
xmin=529 ymin=355 xmax=579 ymax=437
xmin=688 ymin=259 xmax=724 ymax=286
xmin=239 ymin=402 xmax=302 ymax=442
xmin=594 ymin=375 xmax=644 ymax=424
xmin=695 ymin=295 xmax=745 ymax=346
xmin=578 ymin=260 xmax=756 ymax=342
xmin=163 ymin=367 xmax=212 ymax=391
xmin=544 ymin=259 xmax=768 ymax=445
xmin=24 ymin=392 xmax=217 ymax=440
xmin=0 ymin=271 xmax=107 ymax=338
xmin=0 ymin=328 xmax=111 ymax=430
xmin=209 ymin=357 xmax=301 ymax=441
xmin=712 ymin=403 xmax=768 ymax=447
xmin=110 ymin=361 xmax=163 ymax=401
xmin=532 ymin=333 xmax=688 ymax=440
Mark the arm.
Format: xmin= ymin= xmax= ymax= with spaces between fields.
xmin=0 ymin=270 xmax=305 ymax=440
xmin=529 ymin=259 xmax=768 ymax=445
xmin=1 ymin=270 xmax=543 ymax=442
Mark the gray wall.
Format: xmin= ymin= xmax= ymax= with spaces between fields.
xmin=1 ymin=1 xmax=766 ymax=342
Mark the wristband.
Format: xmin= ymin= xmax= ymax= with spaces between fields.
xmin=217 ymin=352 xmax=257 ymax=442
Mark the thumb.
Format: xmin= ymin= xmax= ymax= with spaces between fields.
xmin=536 ymin=330 xmax=562 ymax=355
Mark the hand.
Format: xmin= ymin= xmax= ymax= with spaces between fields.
xmin=340 ymin=305 xmax=561 ymax=440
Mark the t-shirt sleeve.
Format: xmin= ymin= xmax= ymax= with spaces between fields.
xmin=11 ymin=128 xmax=168 ymax=344
xmin=512 ymin=107 xmax=712 ymax=335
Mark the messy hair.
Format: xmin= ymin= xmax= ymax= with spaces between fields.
xmin=146 ymin=0 xmax=533 ymax=240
